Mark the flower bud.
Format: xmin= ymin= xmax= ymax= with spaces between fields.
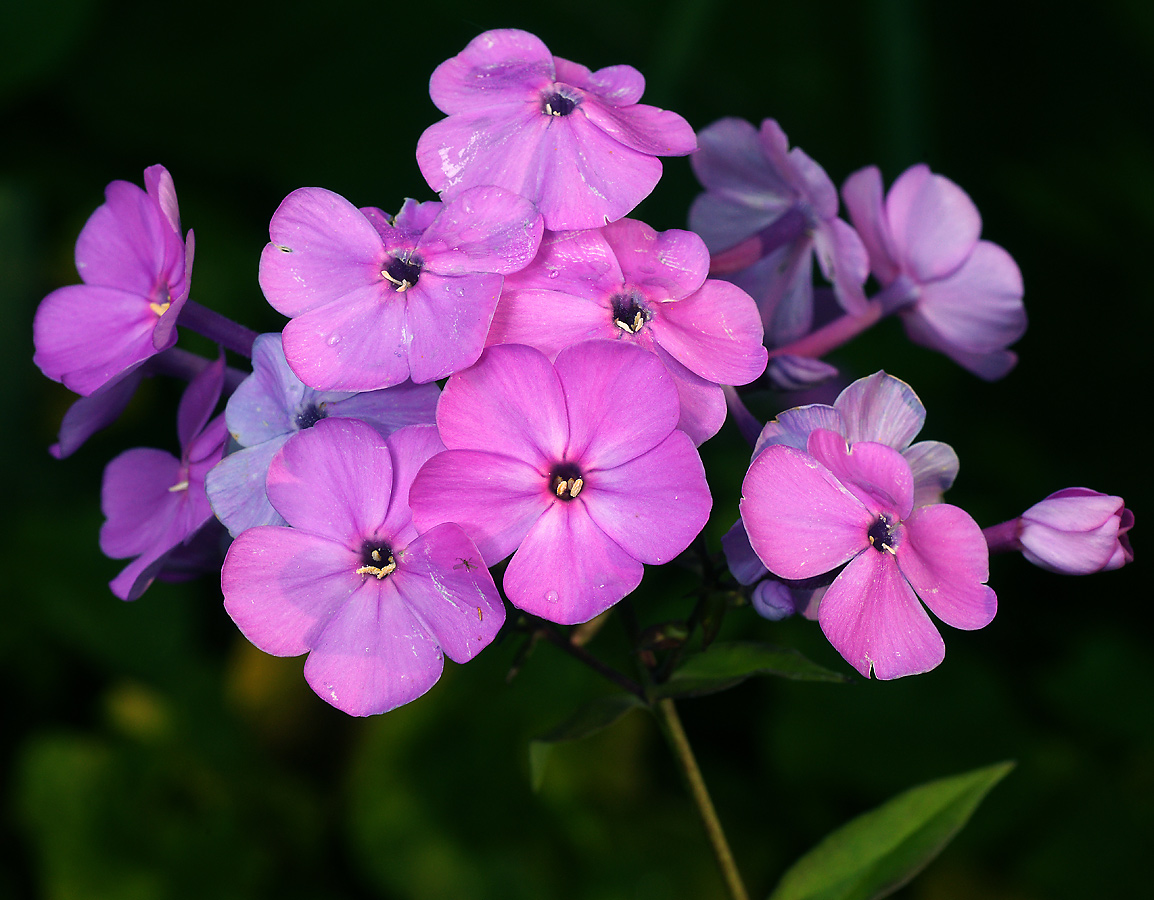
xmin=1018 ymin=488 xmax=1133 ymax=575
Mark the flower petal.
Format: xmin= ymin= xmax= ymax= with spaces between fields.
xmin=819 ymin=550 xmax=945 ymax=679
xmin=807 ymin=429 xmax=914 ymax=519
xmin=428 ymin=29 xmax=555 ymax=115
xmin=903 ymin=440 xmax=960 ymax=507
xmin=418 ymin=185 xmax=543 ymax=276
xmin=402 ymin=271 xmax=502 ymax=384
xmin=753 ymin=404 xmax=844 ymax=457
xmin=841 ymin=166 xmax=900 ymax=285
xmin=205 ymin=437 xmax=290 ymax=538
xmin=834 ymin=371 xmax=925 ymax=450
xmin=886 ymin=164 xmax=982 ymax=283
xmin=899 ymin=504 xmax=997 ymax=630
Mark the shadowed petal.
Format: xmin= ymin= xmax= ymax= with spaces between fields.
xmin=100 ymin=448 xmax=184 ymax=558
xmin=819 ymin=550 xmax=946 ymax=679
xmin=886 ymin=164 xmax=981 ymax=283
xmin=904 ymin=440 xmax=959 ymax=507
xmin=753 ymin=404 xmax=843 ymax=457
xmin=205 ymin=438 xmax=289 ymax=537
xmin=841 ymin=166 xmax=900 ymax=284
xmin=807 ymin=429 xmax=914 ymax=519
xmin=834 ymin=371 xmax=925 ymax=450
xmin=650 ymin=345 xmax=727 ymax=447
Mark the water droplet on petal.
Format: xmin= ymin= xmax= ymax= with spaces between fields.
xmin=547 ymin=269 xmax=559 ymax=279
xmin=545 ymin=590 xmax=559 ymax=603
xmin=327 ymin=334 xmax=341 ymax=346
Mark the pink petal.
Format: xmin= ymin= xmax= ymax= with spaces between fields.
xmin=566 ymin=61 xmax=645 ymax=105
xmin=898 ymin=504 xmax=997 ymax=630
xmin=303 ymin=581 xmax=444 ymax=716
xmin=75 ymin=179 xmax=174 ymax=297
xmin=740 ymin=444 xmax=872 ymax=580
xmin=391 ymin=522 xmax=504 ymax=662
xmin=818 ymin=550 xmax=946 ymax=679
xmin=601 ymin=219 xmax=709 ymax=300
xmin=753 ymin=404 xmax=844 ymax=457
xmin=436 ymin=344 xmax=568 ymax=468
xmin=266 ymin=419 xmax=394 ymax=547
xmin=379 ymin=424 xmax=446 ymax=545
xmin=581 ymin=431 xmax=710 ymax=565
xmin=504 ymin=503 xmax=643 ymax=624
xmin=807 ymin=429 xmax=914 ymax=519
xmin=100 ymin=447 xmax=184 ymax=558
xmin=899 ymin=311 xmax=1020 ymax=381
xmin=651 ymin=345 xmax=727 ymax=446
xmin=580 ymin=97 xmax=696 ymax=157
xmin=402 ymin=272 xmax=502 ymax=384
xmin=486 ymin=286 xmax=612 ymax=356
xmin=834 ymin=371 xmax=925 ymax=450
xmin=259 ymin=187 xmax=386 ymax=318
xmin=651 ymin=278 xmax=767 ymax=385
xmin=222 ymin=526 xmax=361 ymax=656
xmin=409 ymin=449 xmax=548 ymax=565
xmin=418 ymin=185 xmax=543 ymax=276
xmin=143 ymin=165 xmax=181 ymax=234
xmin=903 ymin=440 xmax=959 ymax=507
xmin=428 ymin=29 xmax=554 ymax=115
xmin=886 ymin=164 xmax=982 ymax=283
xmin=554 ymin=340 xmax=680 ymax=470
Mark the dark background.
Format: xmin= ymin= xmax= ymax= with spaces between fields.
xmin=2 ymin=0 xmax=1150 ymax=897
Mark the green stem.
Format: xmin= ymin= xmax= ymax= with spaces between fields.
xmin=655 ymin=698 xmax=750 ymax=900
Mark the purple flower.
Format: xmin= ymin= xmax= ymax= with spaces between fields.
xmin=985 ymin=488 xmax=1134 ymax=575
xmin=416 ymin=29 xmax=697 ymax=231
xmin=221 ymin=419 xmax=504 ymax=717
xmin=689 ymin=118 xmax=869 ymax=344
xmin=34 ymin=166 xmax=193 ymax=396
xmin=206 ymin=332 xmax=441 ymax=537
xmin=487 ymin=218 xmax=768 ymax=444
xmin=409 ymin=341 xmax=712 ymax=625
xmin=724 ymin=371 xmax=960 ymax=619
xmin=741 ymin=426 xmax=996 ymax=679
xmin=258 ymin=186 xmax=543 ymax=391
xmin=100 ymin=356 xmax=226 ymax=601
xmin=842 ymin=164 xmax=1027 ymax=379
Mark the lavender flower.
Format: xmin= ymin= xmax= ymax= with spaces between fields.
xmin=34 ymin=166 xmax=193 ymax=396
xmin=99 ymin=356 xmax=227 ymax=601
xmin=221 ymin=420 xmax=504 ymax=717
xmin=409 ymin=341 xmax=712 ymax=625
xmin=984 ymin=488 xmax=1134 ymax=574
xmin=258 ymin=187 xmax=542 ymax=391
xmin=417 ymin=29 xmax=696 ymax=231
xmin=842 ymin=164 xmax=1027 ymax=379
xmin=487 ymin=218 xmax=768 ymax=444
xmin=689 ymin=118 xmax=869 ymax=344
xmin=205 ymin=333 xmax=440 ymax=537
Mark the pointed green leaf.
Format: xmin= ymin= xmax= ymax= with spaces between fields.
xmin=656 ymin=640 xmax=847 ymax=698
xmin=768 ymin=761 xmax=1015 ymax=900
xmin=528 ymin=693 xmax=646 ymax=791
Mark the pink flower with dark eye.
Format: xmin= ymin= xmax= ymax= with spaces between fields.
xmin=842 ymin=164 xmax=1026 ymax=379
xmin=34 ymin=165 xmax=193 ymax=396
xmin=740 ymin=427 xmax=996 ymax=679
xmin=409 ymin=341 xmax=712 ymax=625
xmin=417 ymin=29 xmax=696 ymax=231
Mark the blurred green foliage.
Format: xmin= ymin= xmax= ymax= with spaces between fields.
xmin=2 ymin=0 xmax=1150 ymax=898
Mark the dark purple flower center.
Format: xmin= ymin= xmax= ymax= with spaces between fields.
xmin=867 ymin=515 xmax=897 ymax=553
xmin=549 ymin=462 xmax=585 ymax=501
xmin=294 ymin=402 xmax=328 ymax=430
xmin=542 ymin=91 xmax=577 ymax=117
xmin=383 ymin=254 xmax=422 ymax=292
xmin=611 ymin=291 xmax=651 ymax=335
xmin=357 ymin=542 xmax=396 ymax=579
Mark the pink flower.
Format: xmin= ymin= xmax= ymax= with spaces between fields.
xmin=842 ymin=164 xmax=1026 ymax=379
xmin=740 ymin=427 xmax=996 ymax=679
xmin=409 ymin=341 xmax=712 ymax=625
xmin=417 ymin=29 xmax=696 ymax=231
xmin=34 ymin=165 xmax=193 ymax=396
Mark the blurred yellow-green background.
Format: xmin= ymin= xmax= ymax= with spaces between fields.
xmin=2 ymin=1 xmax=1150 ymax=897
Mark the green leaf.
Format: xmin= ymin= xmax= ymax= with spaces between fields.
xmin=528 ymin=694 xmax=646 ymax=792
xmin=656 ymin=640 xmax=848 ymax=698
xmin=768 ymin=761 xmax=1015 ymax=900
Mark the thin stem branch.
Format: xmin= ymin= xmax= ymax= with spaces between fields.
xmin=768 ymin=299 xmax=883 ymax=360
xmin=178 ymin=300 xmax=259 ymax=357
xmin=655 ymin=698 xmax=750 ymax=900
xmin=537 ymin=623 xmax=647 ymax=701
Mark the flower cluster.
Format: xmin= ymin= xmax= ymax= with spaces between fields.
xmin=31 ymin=27 xmax=1133 ymax=716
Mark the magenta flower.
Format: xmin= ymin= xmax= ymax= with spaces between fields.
xmin=724 ymin=371 xmax=960 ymax=620
xmin=689 ymin=118 xmax=869 ymax=344
xmin=34 ymin=165 xmax=193 ymax=396
xmin=409 ymin=341 xmax=712 ymax=625
xmin=740 ymin=426 xmax=996 ymax=679
xmin=487 ymin=218 xmax=768 ymax=444
xmin=842 ymin=164 xmax=1026 ymax=379
xmin=100 ymin=356 xmax=227 ymax=601
xmin=206 ymin=332 xmax=440 ymax=537
xmin=258 ymin=186 xmax=542 ymax=391
xmin=416 ymin=29 xmax=697 ymax=231
xmin=984 ymin=488 xmax=1134 ymax=575
xmin=222 ymin=419 xmax=505 ymax=717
